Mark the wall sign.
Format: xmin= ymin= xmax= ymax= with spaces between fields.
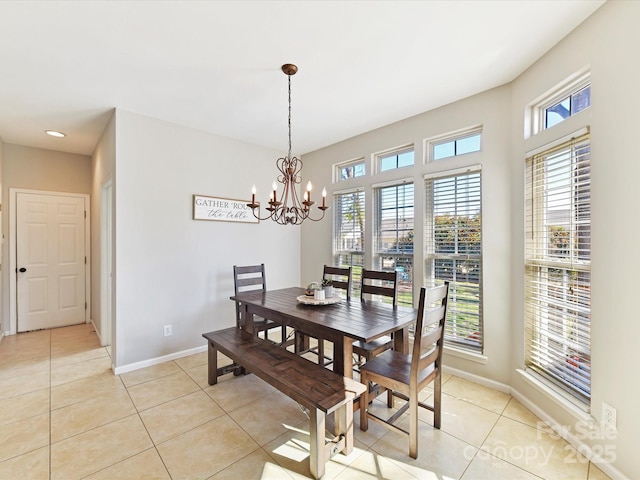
xmin=193 ymin=194 xmax=258 ymax=223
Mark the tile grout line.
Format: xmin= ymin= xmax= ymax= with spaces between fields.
xmin=118 ymin=363 xmax=174 ymax=479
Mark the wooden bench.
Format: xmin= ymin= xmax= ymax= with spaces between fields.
xmin=202 ymin=327 xmax=366 ymax=480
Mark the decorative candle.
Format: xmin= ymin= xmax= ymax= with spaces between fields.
xmin=251 ymin=185 xmax=256 ymax=204
xmin=322 ymin=187 xmax=327 ymax=207
xmin=306 ymin=181 xmax=312 ymax=203
xmin=272 ymin=181 xmax=277 ymax=202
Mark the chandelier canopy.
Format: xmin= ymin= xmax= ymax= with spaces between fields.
xmin=247 ymin=64 xmax=328 ymax=225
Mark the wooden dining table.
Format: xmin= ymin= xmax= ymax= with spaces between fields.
xmin=231 ymin=287 xmax=417 ymax=378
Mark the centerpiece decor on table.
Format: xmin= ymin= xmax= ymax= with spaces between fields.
xmin=321 ymin=278 xmax=334 ymax=298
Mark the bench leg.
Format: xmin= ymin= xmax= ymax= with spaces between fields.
xmin=334 ymin=401 xmax=354 ymax=455
xmin=207 ymin=341 xmax=218 ymax=385
xmin=309 ymin=408 xmax=326 ymax=480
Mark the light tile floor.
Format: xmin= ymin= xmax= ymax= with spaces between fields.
xmin=0 ymin=324 xmax=612 ymax=479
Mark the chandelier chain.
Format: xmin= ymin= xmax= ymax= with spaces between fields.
xmin=288 ymin=73 xmax=292 ymax=161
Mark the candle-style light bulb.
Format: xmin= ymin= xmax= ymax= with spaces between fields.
xmin=322 ymin=187 xmax=327 ymax=208
xmin=306 ymin=181 xmax=312 ymax=204
xmin=251 ymin=185 xmax=257 ymax=195
xmin=271 ymin=181 xmax=277 ymax=203
xmin=251 ymin=185 xmax=256 ymax=205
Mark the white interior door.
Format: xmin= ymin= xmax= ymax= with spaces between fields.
xmin=17 ymin=192 xmax=87 ymax=332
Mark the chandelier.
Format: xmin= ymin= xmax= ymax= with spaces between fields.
xmin=247 ymin=64 xmax=328 ymax=225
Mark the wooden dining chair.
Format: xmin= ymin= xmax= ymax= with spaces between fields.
xmin=323 ymin=265 xmax=352 ymax=301
xmin=352 ymin=269 xmax=399 ymax=366
xmin=359 ymin=282 xmax=449 ymax=459
xmin=233 ymin=264 xmax=287 ymax=345
xmin=296 ymin=265 xmax=353 ymax=366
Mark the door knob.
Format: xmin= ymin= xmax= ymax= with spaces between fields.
xmin=18 ymin=267 xmax=26 ymax=273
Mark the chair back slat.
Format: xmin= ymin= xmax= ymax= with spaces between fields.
xmin=420 ymin=324 xmax=443 ymax=351
xmin=235 ymin=277 xmax=265 ymax=290
xmin=360 ymin=269 xmax=398 ymax=306
xmin=234 ymin=264 xmax=264 ymax=275
xmin=323 ymin=265 xmax=352 ymax=301
xmin=417 ymin=344 xmax=440 ymax=372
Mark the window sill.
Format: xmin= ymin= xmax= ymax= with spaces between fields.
xmin=516 ymin=368 xmax=593 ymax=424
xmin=443 ymin=345 xmax=488 ymax=364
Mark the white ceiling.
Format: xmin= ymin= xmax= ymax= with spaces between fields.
xmin=0 ymin=0 xmax=605 ymax=157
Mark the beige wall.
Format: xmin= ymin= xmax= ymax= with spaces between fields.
xmin=301 ymin=2 xmax=637 ymax=478
xmin=2 ymin=143 xmax=91 ymax=194
xmin=112 ymin=110 xmax=301 ymax=369
xmin=1 ymin=143 xmax=92 ymax=331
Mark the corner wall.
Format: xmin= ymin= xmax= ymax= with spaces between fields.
xmin=510 ymin=1 xmax=640 ymax=478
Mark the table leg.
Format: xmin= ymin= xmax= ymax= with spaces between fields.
xmin=334 ymin=337 xmax=354 ymax=379
xmin=393 ymin=326 xmax=408 ymax=354
xmin=241 ymin=306 xmax=255 ymax=335
xmin=295 ymin=331 xmax=310 ymax=354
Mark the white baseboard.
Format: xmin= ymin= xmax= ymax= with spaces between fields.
xmin=442 ymin=364 xmax=512 ymax=394
xmin=90 ymin=319 xmax=102 ymax=344
xmin=113 ymin=344 xmax=208 ymax=375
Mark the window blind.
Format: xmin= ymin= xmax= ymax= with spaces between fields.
xmin=375 ymin=183 xmax=414 ymax=307
xmin=525 ymin=132 xmax=591 ymax=403
xmin=333 ymin=190 xmax=365 ymax=293
xmin=425 ymin=172 xmax=482 ymax=352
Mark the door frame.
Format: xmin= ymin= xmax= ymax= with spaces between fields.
xmin=9 ymin=188 xmax=91 ymax=335
xmin=100 ymin=180 xmax=113 ymax=347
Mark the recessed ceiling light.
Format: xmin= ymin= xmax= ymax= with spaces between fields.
xmin=45 ymin=130 xmax=66 ymax=138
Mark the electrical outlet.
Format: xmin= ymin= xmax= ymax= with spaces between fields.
xmin=163 ymin=325 xmax=172 ymax=337
xmin=602 ymin=402 xmax=617 ymax=429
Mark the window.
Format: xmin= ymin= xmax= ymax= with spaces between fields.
xmin=525 ymin=132 xmax=591 ymax=404
xmin=375 ymin=183 xmax=414 ymax=306
xmin=425 ymin=171 xmax=483 ymax=352
xmin=333 ymin=190 xmax=365 ymax=296
xmin=432 ymin=131 xmax=481 ymax=161
xmin=335 ymin=158 xmax=365 ymax=182
xmin=544 ymin=85 xmax=591 ymax=129
xmin=378 ymin=147 xmax=414 ymax=172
